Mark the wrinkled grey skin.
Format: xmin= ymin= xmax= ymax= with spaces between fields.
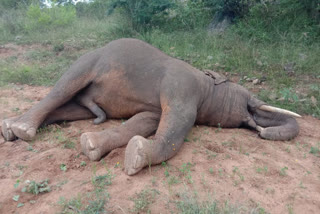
xmin=1 ymin=38 xmax=299 ymax=175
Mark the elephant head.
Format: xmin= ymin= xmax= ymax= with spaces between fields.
xmin=201 ymin=70 xmax=300 ymax=141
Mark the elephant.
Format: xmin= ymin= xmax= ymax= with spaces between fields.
xmin=1 ymin=38 xmax=300 ymax=175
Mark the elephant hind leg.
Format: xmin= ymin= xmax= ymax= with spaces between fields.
xmin=2 ymin=117 xmax=19 ymax=141
xmin=2 ymin=101 xmax=95 ymax=141
xmin=42 ymin=100 xmax=95 ymax=125
xmin=10 ymin=57 xmax=99 ymax=141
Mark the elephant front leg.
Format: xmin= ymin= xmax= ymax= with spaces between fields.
xmin=124 ymin=105 xmax=197 ymax=175
xmin=81 ymin=111 xmax=160 ymax=161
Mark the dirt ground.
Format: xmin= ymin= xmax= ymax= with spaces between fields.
xmin=0 ymin=83 xmax=320 ymax=214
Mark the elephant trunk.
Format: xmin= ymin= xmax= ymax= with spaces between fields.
xmin=253 ymin=109 xmax=299 ymax=141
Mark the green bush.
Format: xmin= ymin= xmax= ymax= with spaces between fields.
xmin=165 ymin=0 xmax=211 ymax=31
xmin=300 ymin=0 xmax=320 ymax=22
xmin=203 ymin=0 xmax=256 ymax=19
xmin=0 ymin=0 xmax=32 ymax=39
xmin=107 ymin=0 xmax=213 ymax=31
xmin=0 ymin=8 xmax=25 ymax=35
xmin=107 ymin=0 xmax=174 ymax=30
xmin=233 ymin=0 xmax=320 ymax=43
xmin=203 ymin=0 xmax=319 ymax=22
xmin=0 ymin=0 xmax=33 ymax=9
xmin=75 ymin=0 xmax=110 ymax=19
xmin=25 ymin=4 xmax=76 ymax=31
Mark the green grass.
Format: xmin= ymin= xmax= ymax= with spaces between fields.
xmin=58 ymin=170 xmax=114 ymax=214
xmin=130 ymin=188 xmax=160 ymax=214
xmin=36 ymin=125 xmax=76 ymax=148
xmin=176 ymin=191 xmax=269 ymax=214
xmin=59 ymin=193 xmax=107 ymax=214
xmin=0 ymin=53 xmax=73 ymax=86
xmin=256 ymin=166 xmax=268 ymax=174
xmin=309 ymin=144 xmax=320 ymax=157
xmin=280 ymin=167 xmax=289 ymax=176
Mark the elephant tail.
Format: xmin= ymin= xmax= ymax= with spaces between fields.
xmin=248 ymin=97 xmax=300 ymax=141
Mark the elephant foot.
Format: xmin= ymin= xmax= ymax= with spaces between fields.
xmin=124 ymin=136 xmax=150 ymax=176
xmin=1 ymin=118 xmax=18 ymax=141
xmin=81 ymin=132 xmax=103 ymax=161
xmin=11 ymin=122 xmax=36 ymax=141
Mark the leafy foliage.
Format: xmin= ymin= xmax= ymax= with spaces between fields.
xmin=166 ymin=0 xmax=211 ymax=31
xmin=203 ymin=0 xmax=257 ymax=19
xmin=22 ymin=179 xmax=51 ymax=195
xmin=0 ymin=0 xmax=33 ymax=9
xmin=75 ymin=0 xmax=110 ymax=19
xmin=233 ymin=0 xmax=320 ymax=43
xmin=25 ymin=4 xmax=76 ymax=31
xmin=107 ymin=0 xmax=174 ymax=30
xmin=131 ymin=189 xmax=159 ymax=213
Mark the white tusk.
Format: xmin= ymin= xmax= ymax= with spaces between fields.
xmin=259 ymin=105 xmax=302 ymax=118
xmin=256 ymin=125 xmax=264 ymax=132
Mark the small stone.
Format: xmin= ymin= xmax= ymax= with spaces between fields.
xmin=15 ymin=35 xmax=22 ymax=41
xmin=268 ymin=93 xmax=277 ymax=100
xmin=253 ymin=79 xmax=260 ymax=85
xmin=260 ymin=76 xmax=267 ymax=82
xmin=257 ymin=60 xmax=263 ymax=66
xmin=299 ymin=53 xmax=307 ymax=60
xmin=311 ymin=96 xmax=317 ymax=106
xmin=207 ymin=56 xmax=213 ymax=60
xmin=283 ymin=62 xmax=296 ymax=75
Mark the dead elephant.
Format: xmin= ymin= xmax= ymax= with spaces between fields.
xmin=1 ymin=38 xmax=300 ymax=175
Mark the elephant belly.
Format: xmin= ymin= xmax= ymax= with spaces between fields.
xmin=77 ymin=71 xmax=161 ymax=119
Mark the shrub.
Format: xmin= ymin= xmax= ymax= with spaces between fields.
xmin=0 ymin=0 xmax=32 ymax=9
xmin=301 ymin=0 xmax=320 ymax=22
xmin=0 ymin=8 xmax=25 ymax=35
xmin=233 ymin=0 xmax=320 ymax=43
xmin=107 ymin=0 xmax=214 ymax=31
xmin=25 ymin=4 xmax=76 ymax=31
xmin=203 ymin=0 xmax=256 ymax=19
xmin=107 ymin=0 xmax=174 ymax=30
xmin=75 ymin=0 xmax=110 ymax=19
xmin=165 ymin=0 xmax=211 ymax=31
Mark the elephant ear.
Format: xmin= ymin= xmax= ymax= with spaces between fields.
xmin=203 ymin=70 xmax=228 ymax=85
